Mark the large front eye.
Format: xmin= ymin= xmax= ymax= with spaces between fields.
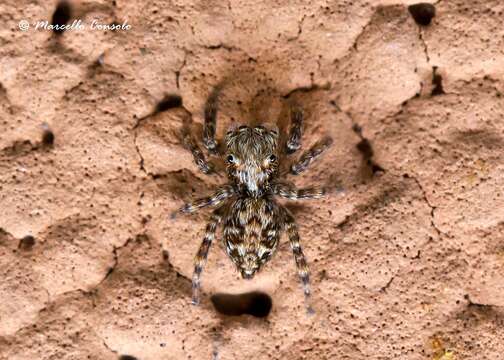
xmin=268 ymin=154 xmax=277 ymax=162
xmin=227 ymin=154 xmax=235 ymax=164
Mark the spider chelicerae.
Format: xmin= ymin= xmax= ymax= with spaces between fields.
xmin=173 ymin=88 xmax=333 ymax=312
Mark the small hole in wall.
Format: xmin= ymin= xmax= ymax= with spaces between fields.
xmin=162 ymin=250 xmax=169 ymax=261
xmin=431 ymin=67 xmax=445 ymax=96
xmin=211 ymin=291 xmax=272 ymax=318
xmin=155 ymin=94 xmax=183 ymax=113
xmin=42 ymin=129 xmax=55 ymax=146
xmin=355 ymin=138 xmax=385 ymax=175
xmin=356 ymin=138 xmax=373 ymax=159
xmin=119 ymin=356 xmax=138 ymax=360
xmin=51 ymin=1 xmax=72 ymax=35
xmin=408 ymin=3 xmax=436 ymax=26
xmin=19 ymin=235 xmax=35 ymax=250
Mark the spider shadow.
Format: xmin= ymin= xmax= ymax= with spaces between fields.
xmin=336 ymin=180 xmax=408 ymax=236
xmin=283 ymin=202 xmax=313 ymax=218
xmin=152 ymin=169 xmax=214 ymax=202
xmin=198 ymin=65 xmax=296 ymax=139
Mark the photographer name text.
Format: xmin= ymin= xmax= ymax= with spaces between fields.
xmin=18 ymin=19 xmax=131 ymax=32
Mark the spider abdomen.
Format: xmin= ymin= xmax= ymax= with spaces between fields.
xmin=223 ymin=197 xmax=282 ymax=279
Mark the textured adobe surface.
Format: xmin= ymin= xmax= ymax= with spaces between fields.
xmin=1 ymin=0 xmax=503 ymax=359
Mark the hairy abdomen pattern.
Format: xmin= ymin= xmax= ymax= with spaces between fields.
xmin=223 ymin=197 xmax=282 ymax=277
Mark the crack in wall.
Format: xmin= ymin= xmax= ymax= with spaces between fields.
xmin=6 ymin=233 xmax=143 ymax=339
xmin=199 ymin=43 xmax=257 ymax=63
xmin=282 ymin=82 xmax=330 ymax=99
xmin=332 ymin=5 xmax=435 ymax=106
xmin=132 ymin=122 xmax=147 ymax=175
xmin=175 ymin=50 xmax=189 ymax=90
xmin=379 ymin=275 xmax=395 ymax=292
xmin=98 ymin=334 xmax=118 ymax=356
xmin=287 ymin=14 xmax=306 ymax=42
xmin=0 ymin=82 xmax=17 ymax=114
xmin=226 ymin=0 xmax=238 ymax=29
xmin=418 ymin=27 xmax=431 ymax=64
xmin=203 ymin=43 xmax=239 ymax=52
xmin=329 ymin=99 xmax=385 ymax=175
xmin=132 ymin=102 xmax=194 ymax=178
xmin=6 ymin=288 xmax=89 ymax=339
xmin=350 ymin=16 xmax=373 ymax=52
xmin=410 ymin=175 xmax=448 ymax=238
xmin=131 ymin=92 xmax=190 ymax=177
xmin=465 ymin=294 xmax=504 ymax=310
xmin=101 ymin=236 xmax=134 ymax=284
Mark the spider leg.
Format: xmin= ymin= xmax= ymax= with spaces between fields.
xmin=290 ymin=137 xmax=333 ymax=175
xmin=183 ymin=133 xmax=215 ymax=174
xmin=172 ymin=185 xmax=234 ymax=218
xmin=272 ymin=182 xmax=325 ymax=200
xmin=203 ymin=86 xmax=221 ymax=155
xmin=282 ymin=206 xmax=314 ymax=314
xmin=192 ymin=207 xmax=223 ymax=305
xmin=286 ymin=106 xmax=303 ymax=154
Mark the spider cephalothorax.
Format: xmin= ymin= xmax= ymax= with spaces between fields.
xmin=225 ymin=125 xmax=279 ymax=195
xmin=174 ymin=90 xmax=332 ymax=313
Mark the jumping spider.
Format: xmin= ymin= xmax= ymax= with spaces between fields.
xmin=173 ymin=89 xmax=333 ymax=312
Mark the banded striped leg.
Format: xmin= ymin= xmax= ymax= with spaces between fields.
xmin=173 ymin=185 xmax=234 ymax=217
xmin=283 ymin=208 xmax=314 ymax=314
xmin=183 ymin=133 xmax=214 ymax=174
xmin=203 ymin=86 xmax=221 ymax=154
xmin=272 ymin=182 xmax=325 ymax=200
xmin=291 ymin=137 xmax=333 ymax=175
xmin=286 ymin=107 xmax=303 ymax=154
xmin=192 ymin=209 xmax=222 ymax=305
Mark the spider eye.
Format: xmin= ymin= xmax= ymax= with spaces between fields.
xmin=268 ymin=154 xmax=277 ymax=162
xmin=227 ymin=154 xmax=235 ymax=164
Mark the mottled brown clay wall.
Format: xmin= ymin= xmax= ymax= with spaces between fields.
xmin=1 ymin=0 xmax=503 ymax=359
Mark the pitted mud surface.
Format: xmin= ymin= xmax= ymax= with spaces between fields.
xmin=1 ymin=1 xmax=503 ymax=359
